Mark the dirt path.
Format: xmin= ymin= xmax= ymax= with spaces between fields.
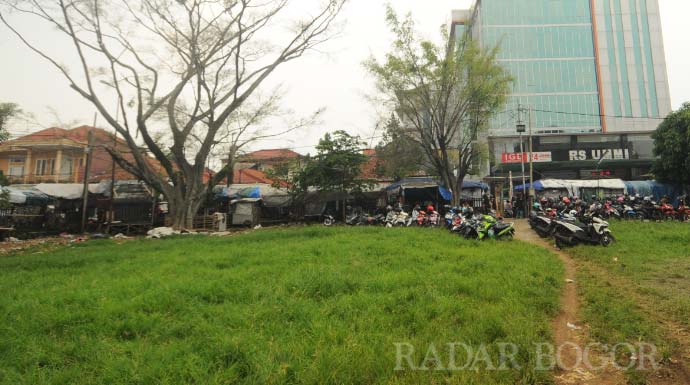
xmin=513 ymin=220 xmax=625 ymax=385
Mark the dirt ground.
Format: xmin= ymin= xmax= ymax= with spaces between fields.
xmin=514 ymin=219 xmax=626 ymax=385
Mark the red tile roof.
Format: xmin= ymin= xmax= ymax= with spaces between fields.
xmin=360 ymin=148 xmax=384 ymax=180
xmin=11 ymin=127 xmax=72 ymax=142
xmin=241 ymin=149 xmax=301 ymax=161
xmin=3 ymin=126 xmax=167 ymax=183
xmin=233 ymin=169 xmax=275 ymax=184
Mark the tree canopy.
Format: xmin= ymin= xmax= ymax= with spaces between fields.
xmin=374 ymin=114 xmax=426 ymax=180
xmin=0 ymin=0 xmax=346 ymax=228
xmin=652 ymin=103 xmax=690 ymax=186
xmin=0 ymin=102 xmax=21 ymax=142
xmin=292 ymin=130 xmax=370 ymax=194
xmin=365 ymin=6 xmax=512 ymax=205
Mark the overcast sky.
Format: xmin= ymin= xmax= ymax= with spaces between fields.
xmin=1 ymin=0 xmax=688 ymax=155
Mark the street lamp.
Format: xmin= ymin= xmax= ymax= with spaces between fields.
xmin=595 ymin=150 xmax=609 ymax=201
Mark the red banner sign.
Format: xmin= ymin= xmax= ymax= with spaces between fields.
xmin=501 ymin=152 xmax=552 ymax=164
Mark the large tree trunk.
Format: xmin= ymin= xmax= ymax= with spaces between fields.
xmin=453 ymin=173 xmax=466 ymax=207
xmin=166 ymin=177 xmax=207 ymax=230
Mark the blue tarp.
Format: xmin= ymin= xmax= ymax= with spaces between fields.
xmin=216 ymin=186 xmax=261 ymax=200
xmin=438 ymin=186 xmax=453 ymax=201
xmin=625 ymin=181 xmax=684 ymax=204
xmin=384 ymin=178 xmax=488 ymax=196
xmin=514 ymin=181 xmax=544 ymax=192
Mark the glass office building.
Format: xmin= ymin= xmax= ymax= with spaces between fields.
xmin=452 ymin=0 xmax=672 ymax=179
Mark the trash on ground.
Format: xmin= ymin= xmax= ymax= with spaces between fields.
xmin=146 ymin=227 xmax=180 ymax=239
xmin=567 ymin=322 xmax=582 ymax=330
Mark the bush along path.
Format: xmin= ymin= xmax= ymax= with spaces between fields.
xmin=513 ymin=220 xmax=625 ymax=385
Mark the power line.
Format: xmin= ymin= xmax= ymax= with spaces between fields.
xmin=530 ymin=108 xmax=669 ymax=121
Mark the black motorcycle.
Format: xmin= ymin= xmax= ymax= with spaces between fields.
xmin=530 ymin=213 xmax=554 ymax=238
xmin=552 ymin=215 xmax=615 ymax=248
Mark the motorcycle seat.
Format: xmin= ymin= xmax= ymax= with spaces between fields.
xmin=494 ymin=222 xmax=512 ymax=231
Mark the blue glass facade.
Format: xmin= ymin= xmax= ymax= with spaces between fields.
xmin=477 ymin=0 xmax=603 ymax=134
xmin=450 ymin=0 xmax=671 ymax=178
xmin=600 ymin=0 xmax=661 ymax=119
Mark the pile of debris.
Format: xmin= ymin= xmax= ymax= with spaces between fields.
xmin=146 ymin=227 xmax=182 ymax=239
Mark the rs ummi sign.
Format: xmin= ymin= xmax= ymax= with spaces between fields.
xmin=568 ymin=149 xmax=630 ymax=161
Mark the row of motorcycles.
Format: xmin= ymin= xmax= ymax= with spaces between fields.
xmin=341 ymin=205 xmax=516 ymax=241
xmin=529 ymin=203 xmax=615 ymax=248
xmin=604 ymin=195 xmax=690 ymax=222
xmin=546 ymin=195 xmax=690 ymax=222
xmin=343 ymin=205 xmax=438 ymax=227
xmin=446 ymin=208 xmax=516 ymax=241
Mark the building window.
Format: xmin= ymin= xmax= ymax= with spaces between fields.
xmin=60 ymin=157 xmax=74 ymax=177
xmin=35 ymin=159 xmax=55 ymax=176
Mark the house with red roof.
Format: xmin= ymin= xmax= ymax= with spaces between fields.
xmin=0 ymin=126 xmax=167 ymax=184
xmin=236 ymin=149 xmax=302 ymax=173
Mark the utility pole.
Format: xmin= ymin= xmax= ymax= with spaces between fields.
xmin=226 ymin=144 xmax=236 ymax=188
xmin=516 ymin=103 xmax=527 ymax=218
xmin=109 ymin=130 xmax=116 ymax=223
xmin=528 ymin=106 xmax=534 ymax=216
xmin=109 ymin=105 xmax=120 ymax=223
xmin=81 ymin=129 xmax=94 ymax=233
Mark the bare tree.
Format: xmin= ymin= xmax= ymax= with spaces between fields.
xmin=366 ymin=7 xmax=512 ymax=206
xmin=207 ymin=89 xmax=321 ymax=186
xmin=0 ymin=0 xmax=346 ymax=228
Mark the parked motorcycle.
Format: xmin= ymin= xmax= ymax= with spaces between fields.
xmin=322 ymin=214 xmax=335 ymax=226
xmin=552 ymin=215 xmax=614 ymax=248
xmin=659 ymin=202 xmax=677 ymax=221
xmin=345 ymin=211 xmax=367 ymax=226
xmin=529 ymin=210 xmax=555 ymax=238
xmin=677 ymin=196 xmax=690 ymax=222
xmin=449 ymin=214 xmax=466 ymax=234
xmin=444 ymin=207 xmax=458 ymax=229
xmin=386 ymin=209 xmax=409 ymax=227
xmin=427 ymin=210 xmax=441 ymax=227
xmin=465 ymin=214 xmax=515 ymax=241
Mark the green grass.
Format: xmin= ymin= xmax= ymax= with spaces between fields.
xmin=0 ymin=227 xmax=563 ymax=385
xmin=568 ymin=221 xmax=690 ymax=383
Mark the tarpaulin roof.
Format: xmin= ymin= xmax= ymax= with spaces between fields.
xmin=34 ymin=182 xmax=109 ymax=200
xmin=3 ymin=185 xmax=56 ymax=205
xmin=461 ymin=181 xmax=490 ymax=190
xmin=385 ymin=177 xmax=489 ymax=190
xmin=215 ymin=186 xmax=261 ymax=200
xmin=214 ymin=184 xmax=292 ymax=207
xmin=1 ymin=186 xmax=29 ymax=204
xmin=230 ymin=198 xmax=262 ymax=205
xmin=515 ymin=179 xmax=627 ymax=196
xmin=110 ymin=181 xmax=152 ymax=201
xmin=384 ymin=177 xmax=488 ymax=197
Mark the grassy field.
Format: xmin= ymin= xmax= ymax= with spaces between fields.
xmin=568 ymin=221 xmax=690 ymax=384
xmin=0 ymin=227 xmax=563 ymax=385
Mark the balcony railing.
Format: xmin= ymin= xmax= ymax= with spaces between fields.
xmin=7 ymin=174 xmax=79 ymax=184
